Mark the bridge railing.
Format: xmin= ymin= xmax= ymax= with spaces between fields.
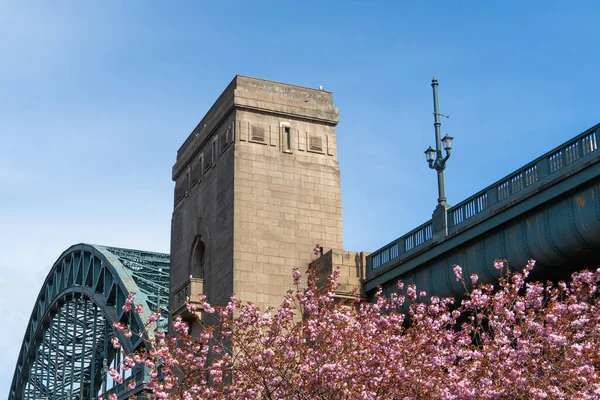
xmin=366 ymin=123 xmax=600 ymax=274
xmin=368 ymin=220 xmax=433 ymax=270
xmin=448 ymin=124 xmax=598 ymax=232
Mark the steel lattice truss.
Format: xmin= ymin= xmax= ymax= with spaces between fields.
xmin=9 ymin=244 xmax=170 ymax=400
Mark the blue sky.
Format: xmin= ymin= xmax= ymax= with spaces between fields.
xmin=1 ymin=0 xmax=599 ymax=393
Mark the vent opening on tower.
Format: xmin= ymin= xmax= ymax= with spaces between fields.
xmin=284 ymin=126 xmax=291 ymax=153
xmin=309 ymin=135 xmax=323 ymax=152
xmin=211 ymin=136 xmax=219 ymax=166
xmin=251 ymin=126 xmax=266 ymax=142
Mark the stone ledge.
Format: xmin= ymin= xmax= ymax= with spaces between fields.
xmin=170 ymin=277 xmax=205 ymax=316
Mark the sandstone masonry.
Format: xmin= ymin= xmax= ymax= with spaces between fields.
xmin=169 ymin=76 xmax=349 ymax=327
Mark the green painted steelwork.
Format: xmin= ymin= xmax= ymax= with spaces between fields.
xmin=365 ymin=122 xmax=600 ymax=296
xmin=9 ymin=244 xmax=170 ymax=400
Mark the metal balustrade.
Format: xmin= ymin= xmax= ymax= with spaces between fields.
xmin=369 ymin=221 xmax=433 ymax=270
xmin=447 ymin=126 xmax=598 ymax=231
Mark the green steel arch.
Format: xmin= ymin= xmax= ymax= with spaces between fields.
xmin=9 ymin=244 xmax=170 ymax=400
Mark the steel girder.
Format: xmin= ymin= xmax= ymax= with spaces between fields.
xmin=9 ymin=244 xmax=170 ymax=400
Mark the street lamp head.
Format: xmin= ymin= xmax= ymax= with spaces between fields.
xmin=441 ymin=135 xmax=454 ymax=151
xmin=424 ymin=146 xmax=436 ymax=163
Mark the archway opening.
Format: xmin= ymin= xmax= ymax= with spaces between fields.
xmin=190 ymin=237 xmax=206 ymax=279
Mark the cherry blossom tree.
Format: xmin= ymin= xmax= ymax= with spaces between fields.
xmin=108 ymin=260 xmax=600 ymax=399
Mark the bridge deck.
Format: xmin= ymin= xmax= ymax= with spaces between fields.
xmin=364 ymin=122 xmax=600 ymax=296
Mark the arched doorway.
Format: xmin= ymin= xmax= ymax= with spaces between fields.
xmin=190 ymin=237 xmax=206 ymax=279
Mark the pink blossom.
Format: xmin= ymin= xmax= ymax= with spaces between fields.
xmin=292 ymin=268 xmax=302 ymax=285
xmin=470 ymin=273 xmax=478 ymax=285
xmin=494 ymin=259 xmax=504 ymax=270
xmin=113 ymin=321 xmax=125 ymax=331
xmin=108 ymin=368 xmax=123 ymax=384
xmin=115 ymin=258 xmax=600 ymax=399
xmin=146 ymin=312 xmax=161 ymax=324
xmin=313 ymin=244 xmax=321 ymax=256
xmin=453 ymin=265 xmax=463 ymax=281
xmin=406 ymin=284 xmax=417 ymax=300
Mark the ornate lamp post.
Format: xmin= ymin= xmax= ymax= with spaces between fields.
xmin=424 ymin=77 xmax=454 ymax=205
xmin=424 ymin=77 xmax=454 ymax=240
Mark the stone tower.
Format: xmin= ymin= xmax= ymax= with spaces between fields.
xmin=169 ymin=76 xmax=343 ymax=325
